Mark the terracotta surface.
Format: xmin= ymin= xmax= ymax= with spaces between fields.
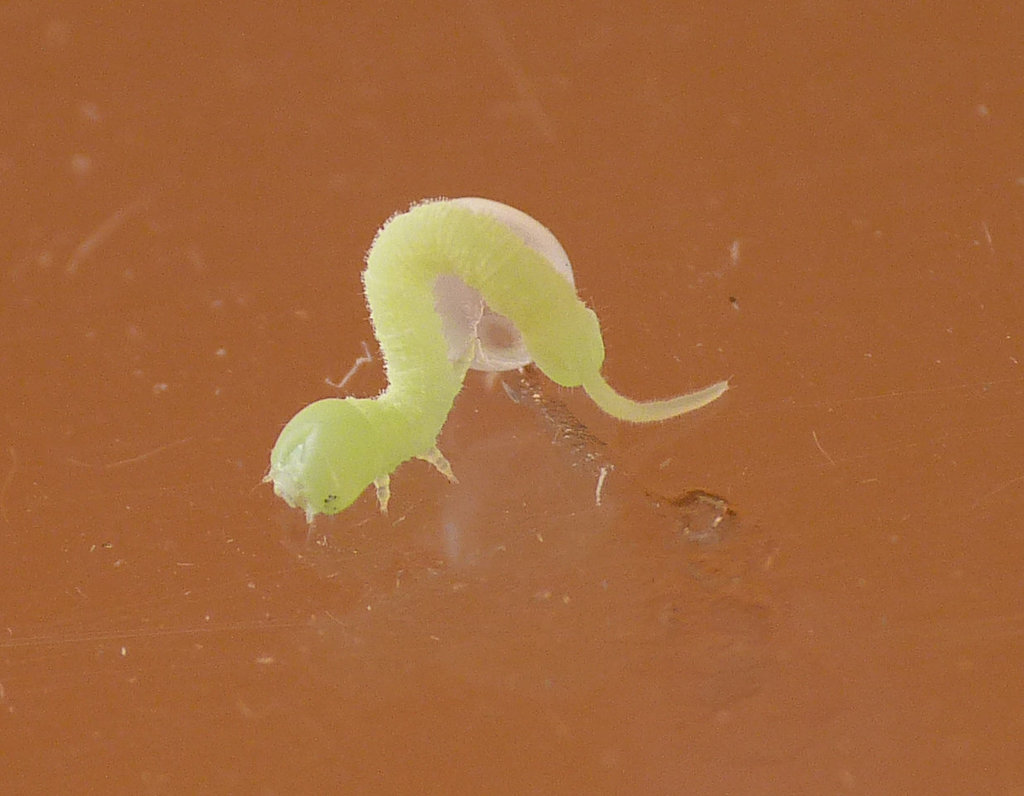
xmin=2 ymin=4 xmax=1022 ymax=793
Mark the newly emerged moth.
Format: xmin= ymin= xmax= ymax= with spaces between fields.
xmin=267 ymin=198 xmax=728 ymax=522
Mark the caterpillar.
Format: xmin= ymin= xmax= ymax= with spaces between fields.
xmin=266 ymin=197 xmax=729 ymax=522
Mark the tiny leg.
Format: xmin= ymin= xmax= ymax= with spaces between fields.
xmin=373 ymin=475 xmax=391 ymax=514
xmin=419 ymin=447 xmax=458 ymax=483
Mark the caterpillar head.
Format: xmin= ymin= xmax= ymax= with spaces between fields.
xmin=266 ymin=397 xmax=381 ymax=522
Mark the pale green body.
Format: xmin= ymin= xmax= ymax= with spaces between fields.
xmin=267 ymin=200 xmax=728 ymax=521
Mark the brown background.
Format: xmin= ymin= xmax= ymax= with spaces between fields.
xmin=2 ymin=2 xmax=1022 ymax=793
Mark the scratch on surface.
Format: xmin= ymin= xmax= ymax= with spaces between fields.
xmin=969 ymin=473 xmax=1024 ymax=510
xmin=730 ymin=239 xmax=741 ymax=266
xmin=103 ymin=437 xmax=193 ymax=470
xmin=0 ymin=447 xmax=17 ymax=524
xmin=461 ymin=0 xmax=557 ymax=142
xmin=326 ymin=341 xmax=374 ymax=390
xmin=980 ymin=220 xmax=994 ymax=256
xmin=65 ymin=191 xmax=155 ymax=274
xmin=0 ymin=618 xmax=304 ymax=650
xmin=811 ymin=430 xmax=836 ymax=466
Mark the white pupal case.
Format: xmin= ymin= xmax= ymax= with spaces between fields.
xmin=432 ymin=197 xmax=576 ymax=372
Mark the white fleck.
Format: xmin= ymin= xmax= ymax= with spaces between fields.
xmin=70 ymin=153 xmax=93 ymax=177
xmin=595 ymin=465 xmax=610 ymax=506
xmin=78 ymin=101 xmax=102 ymax=123
xmin=326 ymin=340 xmax=374 ymax=389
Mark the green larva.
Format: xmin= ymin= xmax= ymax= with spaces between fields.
xmin=266 ymin=198 xmax=728 ymax=522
